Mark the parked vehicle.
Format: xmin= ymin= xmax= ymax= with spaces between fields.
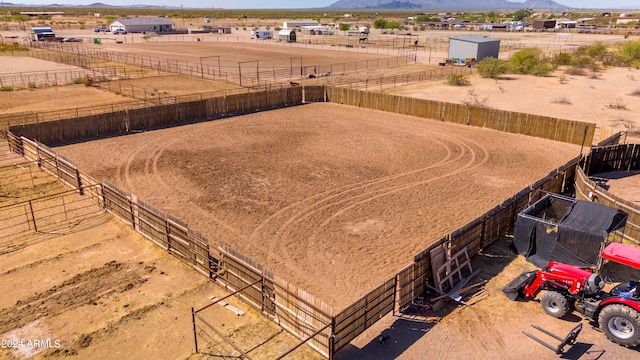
xmin=93 ymin=27 xmax=109 ymax=32
xmin=62 ymin=37 xmax=82 ymax=42
xmin=113 ymin=29 xmax=127 ymax=35
xmin=504 ymin=242 xmax=640 ymax=347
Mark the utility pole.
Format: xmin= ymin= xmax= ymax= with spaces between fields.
xmin=181 ymin=4 xmax=185 ymax=29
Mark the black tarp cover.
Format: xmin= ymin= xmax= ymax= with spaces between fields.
xmin=514 ymin=195 xmax=627 ymax=268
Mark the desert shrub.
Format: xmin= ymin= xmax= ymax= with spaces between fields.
xmin=618 ymin=40 xmax=640 ymax=67
xmin=508 ymin=48 xmax=549 ymax=75
xmin=551 ymin=52 xmax=574 ymax=66
xmin=552 ymin=96 xmax=572 ymax=105
xmin=572 ymin=55 xmax=593 ymax=69
xmin=608 ymin=98 xmax=628 ymax=110
xmin=461 ymin=90 xmax=488 ymax=107
xmin=565 ymin=66 xmax=586 ymax=76
xmin=0 ymin=86 xmax=13 ymax=91
xmin=447 ymin=74 xmax=470 ymax=86
xmin=530 ymin=62 xmax=554 ymax=76
xmin=558 ymin=74 xmax=567 ymax=84
xmin=475 ymin=57 xmax=508 ymax=79
xmin=630 ymin=88 xmax=640 ymax=96
xmin=576 ymin=42 xmax=609 ymax=61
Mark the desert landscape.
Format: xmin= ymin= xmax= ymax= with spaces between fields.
xmin=2 ymin=8 xmax=640 ymax=360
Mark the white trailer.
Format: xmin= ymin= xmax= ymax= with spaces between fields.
xmin=251 ymin=30 xmax=273 ymax=39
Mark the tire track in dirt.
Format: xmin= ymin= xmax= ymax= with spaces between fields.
xmin=248 ymin=130 xmax=456 ymax=241
xmin=115 ymin=128 xmax=243 ymax=238
xmin=253 ymin=119 xmax=489 ymax=281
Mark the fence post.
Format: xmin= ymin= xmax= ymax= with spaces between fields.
xmin=29 ymin=200 xmax=37 ymax=232
xmin=192 ymin=307 xmax=198 ymax=353
xmin=76 ymin=167 xmax=84 ymax=196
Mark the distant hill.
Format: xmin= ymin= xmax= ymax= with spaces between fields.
xmin=327 ymin=0 xmax=569 ymax=10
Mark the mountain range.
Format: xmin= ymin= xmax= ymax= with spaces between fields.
xmin=327 ymin=0 xmax=569 ymax=10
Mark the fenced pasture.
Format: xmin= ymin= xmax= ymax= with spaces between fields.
xmin=5 ymin=87 xmax=635 ymax=359
xmin=28 ymin=40 xmax=409 ymax=87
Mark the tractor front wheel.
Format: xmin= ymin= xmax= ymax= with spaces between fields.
xmin=541 ymin=291 xmax=570 ymax=318
xmin=598 ymin=304 xmax=640 ymax=347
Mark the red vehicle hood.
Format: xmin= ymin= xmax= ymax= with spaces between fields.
xmin=601 ymin=242 xmax=640 ymax=270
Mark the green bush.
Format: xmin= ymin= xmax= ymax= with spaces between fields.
xmin=618 ymin=40 xmax=640 ymax=67
xmin=530 ymin=62 xmax=554 ymax=76
xmin=508 ymin=48 xmax=554 ymax=76
xmin=551 ymin=52 xmax=574 ymax=67
xmin=475 ymin=57 xmax=508 ymax=79
xmin=0 ymin=86 xmax=13 ymax=91
xmin=447 ymin=74 xmax=470 ymax=86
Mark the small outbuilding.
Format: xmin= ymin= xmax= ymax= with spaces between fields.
xmin=278 ymin=29 xmax=297 ymax=43
xmin=109 ymin=17 xmax=175 ymax=33
xmin=533 ymin=19 xmax=557 ymax=29
xmin=448 ymin=36 xmax=500 ymax=62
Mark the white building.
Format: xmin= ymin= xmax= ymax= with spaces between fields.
xmin=282 ymin=19 xmax=319 ymax=29
xmin=109 ymin=17 xmax=175 ymax=33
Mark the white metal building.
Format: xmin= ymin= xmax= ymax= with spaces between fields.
xmin=109 ymin=17 xmax=175 ymax=33
xmin=448 ymin=36 xmax=500 ymax=61
xmin=282 ymin=19 xmax=319 ymax=29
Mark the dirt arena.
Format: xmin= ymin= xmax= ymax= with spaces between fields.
xmin=56 ymin=102 xmax=581 ymax=310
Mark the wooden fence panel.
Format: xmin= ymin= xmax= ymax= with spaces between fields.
xmin=325 ymin=87 xmax=595 ymax=146
xmin=304 ymin=86 xmax=326 ymax=103
xmin=333 ymin=277 xmax=395 ymax=353
xmin=189 ymin=230 xmax=212 ymax=277
xmin=450 ymin=219 xmax=484 ymax=257
xmin=575 ymin=164 xmax=640 ymax=245
xmin=137 ymin=199 xmax=169 ymax=250
xmin=218 ymin=244 xmax=267 ymax=310
xmin=274 ymin=277 xmax=332 ymax=358
xmin=102 ymin=181 xmax=134 ymax=226
xmin=587 ymin=144 xmax=640 ymax=174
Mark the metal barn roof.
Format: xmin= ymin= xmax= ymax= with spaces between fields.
xmin=449 ymin=36 xmax=500 ymax=44
xmin=112 ymin=17 xmax=175 ymax=26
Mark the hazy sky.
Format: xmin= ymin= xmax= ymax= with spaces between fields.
xmin=8 ymin=0 xmax=640 ymax=10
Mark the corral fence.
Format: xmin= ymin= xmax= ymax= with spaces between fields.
xmin=575 ymin=143 xmax=640 ymax=245
xmin=1 ymin=133 xmax=104 ymax=241
xmin=27 ymin=40 xmax=409 ymax=88
xmin=4 ymin=87 xmax=629 ymax=359
xmin=325 ymin=87 xmax=596 ymax=146
xmin=339 ymin=65 xmax=472 ymax=91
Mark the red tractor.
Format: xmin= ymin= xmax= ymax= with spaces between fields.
xmin=504 ymin=242 xmax=640 ymax=347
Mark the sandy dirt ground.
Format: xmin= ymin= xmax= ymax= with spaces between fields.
xmin=55 ymin=102 xmax=581 ymax=310
xmin=0 ymin=57 xmax=82 ymax=75
xmin=0 ymin=143 xmax=323 ymax=360
xmin=388 ymin=66 xmax=640 ymax=144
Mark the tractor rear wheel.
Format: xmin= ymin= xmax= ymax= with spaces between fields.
xmin=598 ymin=304 xmax=640 ymax=347
xmin=541 ymin=291 xmax=570 ymax=318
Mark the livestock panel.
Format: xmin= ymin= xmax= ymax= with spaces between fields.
xmin=332 ymin=277 xmax=395 ymax=353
